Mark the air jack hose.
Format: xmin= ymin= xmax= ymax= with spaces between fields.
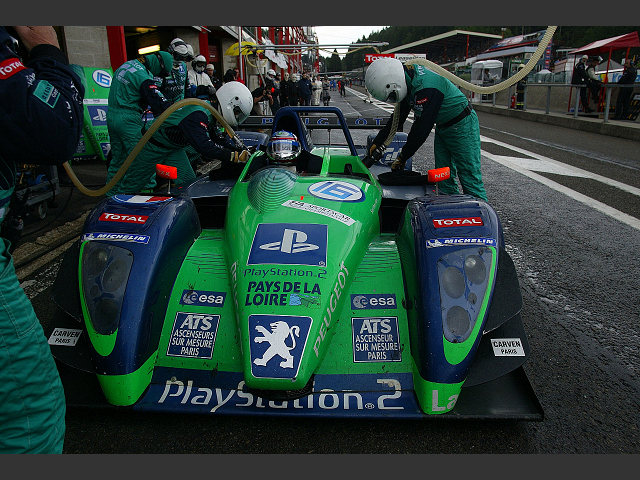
xmin=377 ymin=26 xmax=557 ymax=149
xmin=62 ymin=98 xmax=240 ymax=197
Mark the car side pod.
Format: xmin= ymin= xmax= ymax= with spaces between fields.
xmin=397 ymin=193 xmax=511 ymax=414
xmin=75 ymin=194 xmax=201 ymax=405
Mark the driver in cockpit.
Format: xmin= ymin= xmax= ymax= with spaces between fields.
xmin=253 ymin=130 xmax=324 ymax=175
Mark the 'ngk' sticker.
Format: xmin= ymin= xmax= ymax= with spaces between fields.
xmin=432 ymin=217 xmax=483 ymax=228
xmin=99 ymin=212 xmax=148 ymax=224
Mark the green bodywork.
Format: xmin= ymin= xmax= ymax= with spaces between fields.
xmin=155 ymin=147 xmax=416 ymax=391
xmin=78 ymin=146 xmax=500 ymax=414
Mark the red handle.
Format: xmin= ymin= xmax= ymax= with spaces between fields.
xmin=427 ymin=167 xmax=450 ymax=183
xmin=156 ymin=164 xmax=177 ymax=180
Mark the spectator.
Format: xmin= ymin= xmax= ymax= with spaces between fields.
xmin=614 ymin=59 xmax=637 ymax=120
xmin=321 ymin=76 xmax=331 ymax=105
xmin=234 ymin=67 xmax=244 ymax=84
xmin=187 ymin=54 xmax=215 ymax=101
xmin=264 ymin=68 xmax=280 ymax=115
xmin=339 ymin=78 xmax=346 ymax=97
xmin=251 ymin=84 xmax=273 ymax=115
xmin=298 ymin=72 xmax=312 ymax=106
xmin=280 ymin=72 xmax=291 ymax=106
xmin=311 ymin=75 xmax=322 ymax=105
xmin=223 ymin=68 xmax=236 ymax=83
xmin=0 ymin=25 xmax=84 ymax=453
xmin=206 ymin=63 xmax=222 ymax=90
xmin=586 ymin=56 xmax=603 ymax=107
xmin=571 ymin=54 xmax=592 ymax=113
xmin=515 ymin=63 xmax=527 ymax=110
xmin=289 ymin=73 xmax=300 ymax=106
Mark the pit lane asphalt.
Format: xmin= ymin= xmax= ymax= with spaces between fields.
xmin=20 ymin=87 xmax=640 ymax=454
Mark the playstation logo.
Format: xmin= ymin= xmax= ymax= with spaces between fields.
xmin=248 ymin=223 xmax=327 ymax=266
xmin=259 ymin=228 xmax=319 ymax=254
xmin=92 ymin=108 xmax=107 ymax=122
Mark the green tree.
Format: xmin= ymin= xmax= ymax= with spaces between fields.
xmin=326 ymin=49 xmax=343 ymax=73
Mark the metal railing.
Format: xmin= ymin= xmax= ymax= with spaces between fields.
xmin=468 ymin=82 xmax=638 ymax=123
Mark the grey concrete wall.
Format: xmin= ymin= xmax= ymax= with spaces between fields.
xmin=466 ymin=83 xmax=596 ymax=115
xmin=63 ymin=26 xmax=110 ymax=68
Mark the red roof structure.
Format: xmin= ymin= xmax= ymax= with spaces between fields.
xmin=569 ymin=31 xmax=639 ymax=55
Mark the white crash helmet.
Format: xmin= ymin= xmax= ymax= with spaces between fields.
xmin=267 ymin=68 xmax=276 ymax=77
xmin=168 ymin=38 xmax=195 ymax=63
xmin=365 ymin=57 xmax=408 ymax=104
xmin=192 ymin=55 xmax=207 ymax=73
xmin=215 ymin=81 xmax=253 ymax=127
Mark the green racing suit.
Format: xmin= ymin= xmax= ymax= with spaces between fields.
xmin=372 ymin=62 xmax=487 ymax=201
xmin=105 ymin=52 xmax=197 ymax=195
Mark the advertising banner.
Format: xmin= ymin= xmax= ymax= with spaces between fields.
xmin=365 ymin=53 xmax=427 ymax=63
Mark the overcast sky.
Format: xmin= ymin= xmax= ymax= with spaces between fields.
xmin=313 ymin=26 xmax=388 ymax=57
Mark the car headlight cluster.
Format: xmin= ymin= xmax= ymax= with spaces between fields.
xmin=437 ymin=247 xmax=492 ymax=343
xmin=81 ymin=242 xmax=133 ymax=335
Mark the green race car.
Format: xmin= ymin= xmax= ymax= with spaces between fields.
xmin=47 ymin=106 xmax=542 ymax=419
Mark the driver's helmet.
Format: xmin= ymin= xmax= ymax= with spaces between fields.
xmin=215 ymin=81 xmax=253 ymax=127
xmin=266 ymin=131 xmax=301 ymax=165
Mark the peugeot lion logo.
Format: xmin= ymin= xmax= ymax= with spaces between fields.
xmin=253 ymin=320 xmax=300 ymax=368
xmin=259 ymin=228 xmax=319 ymax=254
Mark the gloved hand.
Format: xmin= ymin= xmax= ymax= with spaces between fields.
xmin=363 ymin=143 xmax=385 ymax=168
xmin=390 ymin=152 xmax=406 ymax=171
xmin=230 ymin=150 xmax=250 ymax=163
xmin=369 ymin=143 xmax=385 ymax=161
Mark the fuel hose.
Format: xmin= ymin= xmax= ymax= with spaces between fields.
xmin=377 ymin=26 xmax=557 ymax=149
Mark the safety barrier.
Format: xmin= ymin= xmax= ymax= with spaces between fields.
xmin=471 ymin=82 xmax=639 ymax=123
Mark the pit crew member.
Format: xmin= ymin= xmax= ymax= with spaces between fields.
xmin=0 ymin=25 xmax=84 ymax=453
xmin=365 ymin=57 xmax=487 ymax=201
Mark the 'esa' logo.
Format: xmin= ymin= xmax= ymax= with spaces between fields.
xmin=180 ymin=290 xmax=226 ymax=307
xmin=351 ymin=294 xmax=397 ymax=310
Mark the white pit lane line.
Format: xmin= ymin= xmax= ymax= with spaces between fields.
xmin=481 ymin=136 xmax=640 ymax=231
xmin=347 ymin=87 xmax=414 ymax=121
